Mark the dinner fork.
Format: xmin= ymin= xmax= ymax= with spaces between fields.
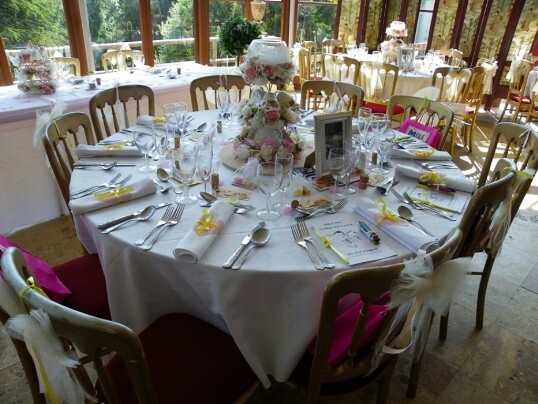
xmin=402 ymin=191 xmax=456 ymax=221
xmin=139 ymin=204 xmax=184 ymax=250
xmin=135 ymin=204 xmax=175 ymax=246
xmin=71 ymin=173 xmax=121 ymax=197
xmin=296 ymin=198 xmax=348 ymax=221
xmin=71 ymin=175 xmax=133 ymax=199
xmin=296 ymin=220 xmax=335 ymax=269
xmin=291 ymin=224 xmax=324 ymax=270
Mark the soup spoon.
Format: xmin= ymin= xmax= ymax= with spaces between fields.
xmin=101 ymin=205 xmax=156 ymax=234
xmin=156 ymin=168 xmax=181 ymax=194
xmin=231 ymin=227 xmax=271 ymax=270
xmin=397 ymin=205 xmax=436 ymax=238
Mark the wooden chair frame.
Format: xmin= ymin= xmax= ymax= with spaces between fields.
xmin=440 ymin=159 xmax=517 ymax=338
xmin=89 ymin=84 xmax=155 ymax=141
xmin=478 ymin=122 xmax=538 ymax=222
xmin=300 ymin=80 xmax=338 ymax=112
xmin=43 ymin=112 xmax=97 ymax=205
xmin=387 ymin=95 xmax=455 ymax=151
xmin=358 ymin=61 xmax=399 ymax=112
xmin=498 ymin=59 xmax=533 ymax=123
xmin=52 ymin=57 xmax=81 ymax=77
xmin=189 ymin=75 xmax=248 ymax=112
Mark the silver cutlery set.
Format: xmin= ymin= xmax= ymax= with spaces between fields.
xmin=70 ymin=174 xmax=133 ymax=199
xmin=295 ymin=198 xmax=348 ymax=221
xmin=291 ymin=221 xmax=334 ymax=270
xmin=223 ymin=222 xmax=267 ymax=270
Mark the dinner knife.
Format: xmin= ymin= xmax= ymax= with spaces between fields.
xmin=222 ymin=222 xmax=265 ymax=269
xmin=97 ymin=202 xmax=171 ymax=229
xmin=74 ymin=163 xmax=137 ymax=167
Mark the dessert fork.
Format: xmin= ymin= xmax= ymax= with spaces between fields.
xmin=296 ymin=220 xmax=335 ymax=269
xmin=402 ymin=191 xmax=456 ymax=221
xmin=135 ymin=204 xmax=175 ymax=246
xmin=70 ymin=174 xmax=132 ymax=199
xmin=296 ymin=198 xmax=348 ymax=221
xmin=70 ymin=173 xmax=121 ymax=197
xmin=291 ymin=224 xmax=324 ymax=270
xmin=139 ymin=204 xmax=184 ymax=250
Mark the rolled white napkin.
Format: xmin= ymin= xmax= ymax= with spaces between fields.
xmin=353 ymin=197 xmax=436 ymax=253
xmin=75 ymin=144 xmax=142 ymax=157
xmin=69 ymin=177 xmax=156 ymax=215
xmin=174 ymin=200 xmax=235 ymax=263
xmin=390 ymin=147 xmax=452 ymax=161
xmin=396 ymin=164 xmax=476 ymax=193
xmin=136 ymin=115 xmax=154 ymax=127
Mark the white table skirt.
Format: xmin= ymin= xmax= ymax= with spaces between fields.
xmin=71 ymin=110 xmax=471 ymax=387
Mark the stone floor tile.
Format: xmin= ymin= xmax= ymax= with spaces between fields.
xmin=495 ymin=287 xmax=538 ymax=343
xmin=522 ymin=262 xmax=538 ymax=294
xmin=434 ymin=372 xmax=510 ymax=404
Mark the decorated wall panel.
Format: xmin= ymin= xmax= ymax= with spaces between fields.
xmin=459 ymin=0 xmax=486 ymax=57
xmin=338 ymin=0 xmax=360 ymax=46
xmin=479 ymin=0 xmax=515 ymax=61
xmin=365 ymin=0 xmax=383 ymax=50
xmin=431 ymin=1 xmax=458 ymax=50
xmin=405 ymin=0 xmax=420 ymax=39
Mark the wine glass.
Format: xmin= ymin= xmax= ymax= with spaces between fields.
xmin=327 ymin=148 xmax=348 ymax=200
xmin=343 ymin=139 xmax=360 ymax=195
xmin=195 ymin=142 xmax=213 ymax=195
xmin=227 ymin=88 xmax=240 ymax=127
xmin=172 ymin=144 xmax=197 ymax=205
xmin=257 ymin=162 xmax=283 ymax=221
xmin=361 ymin=126 xmax=377 ymax=172
xmin=372 ymin=129 xmax=395 ymax=175
xmin=152 ymin=122 xmax=169 ymax=168
xmin=133 ymin=128 xmax=156 ymax=173
xmin=216 ymin=89 xmax=229 ymax=120
xmin=273 ymin=152 xmax=294 ymax=210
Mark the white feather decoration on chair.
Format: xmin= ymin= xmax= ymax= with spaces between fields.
xmin=5 ymin=309 xmax=94 ymax=403
xmin=33 ymin=99 xmax=66 ymax=150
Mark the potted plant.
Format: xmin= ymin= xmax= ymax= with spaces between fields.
xmin=219 ymin=16 xmax=262 ymax=66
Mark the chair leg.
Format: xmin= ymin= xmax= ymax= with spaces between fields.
xmin=476 ymin=255 xmax=495 ymax=330
xmin=377 ymin=355 xmax=398 ymax=404
xmin=498 ymin=101 xmax=508 ymax=122
xmin=407 ymin=313 xmax=434 ymax=398
xmin=439 ymin=310 xmax=449 ymax=340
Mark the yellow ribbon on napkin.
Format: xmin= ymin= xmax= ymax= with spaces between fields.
xmin=313 ymin=227 xmax=349 ymax=264
xmin=94 ymin=186 xmax=134 ymax=203
xmin=419 ymin=171 xmax=445 ymax=184
xmin=413 ymin=148 xmax=435 ymax=158
xmin=194 ymin=209 xmax=222 ymax=236
xmin=102 ymin=141 xmax=129 ymax=150
xmin=375 ymin=198 xmax=400 ymax=226
xmin=410 ymin=195 xmax=458 ymax=213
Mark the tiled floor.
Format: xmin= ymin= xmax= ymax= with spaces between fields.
xmin=1 ymin=114 xmax=537 ymax=403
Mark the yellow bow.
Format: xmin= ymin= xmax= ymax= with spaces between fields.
xmin=195 ymin=209 xmax=221 ymax=235
xmin=413 ymin=148 xmax=434 ymax=158
xmin=419 ymin=172 xmax=445 ymax=184
xmin=375 ymin=198 xmax=400 ymax=226
xmin=18 ymin=276 xmax=48 ymax=302
xmin=102 ymin=141 xmax=128 ymax=150
xmin=94 ymin=186 xmax=133 ymax=203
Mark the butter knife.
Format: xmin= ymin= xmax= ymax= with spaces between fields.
xmin=222 ymin=222 xmax=265 ymax=268
xmin=97 ymin=202 xmax=171 ymax=230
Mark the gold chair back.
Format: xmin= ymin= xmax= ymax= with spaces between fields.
xmin=301 ymin=41 xmax=319 ymax=78
xmin=43 ymin=112 xmax=97 ymax=205
xmin=387 ymin=95 xmax=455 ymax=151
xmin=52 ymin=57 xmax=81 ymax=77
xmin=300 ymin=80 xmax=337 ymax=112
xmin=498 ymin=59 xmax=533 ymax=122
xmin=89 ymin=84 xmax=155 ymax=141
xmin=297 ymin=47 xmax=311 ymax=85
xmin=358 ymin=61 xmax=399 ymax=111
xmin=189 ymin=75 xmax=249 ymax=112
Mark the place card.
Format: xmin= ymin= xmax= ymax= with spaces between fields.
xmin=315 ymin=214 xmax=396 ymax=266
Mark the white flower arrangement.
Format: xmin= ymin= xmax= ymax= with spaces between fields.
xmin=11 ymin=43 xmax=57 ymax=95
xmin=385 ymin=21 xmax=408 ymax=38
xmin=239 ymin=56 xmax=296 ymax=88
xmin=233 ymin=89 xmax=305 ymax=162
xmin=381 ymin=21 xmax=408 ymax=65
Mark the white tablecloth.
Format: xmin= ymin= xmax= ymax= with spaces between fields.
xmin=71 ymin=110 xmax=471 ymax=387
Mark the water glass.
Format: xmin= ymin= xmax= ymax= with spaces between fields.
xmin=343 ymin=139 xmax=360 ymax=194
xmin=327 ymin=148 xmax=348 ymax=200
xmin=133 ymin=128 xmax=156 ymax=173
xmin=152 ymin=123 xmax=169 ymax=169
xmin=227 ymin=89 xmax=240 ymax=127
xmin=172 ymin=144 xmax=197 ymax=205
xmin=216 ymin=89 xmax=229 ymax=119
xmin=361 ymin=128 xmax=377 ymax=171
xmin=195 ymin=142 xmax=213 ymax=195
xmin=372 ymin=130 xmax=395 ymax=175
xmin=257 ymin=162 xmax=283 ymax=221
xmin=273 ymin=152 xmax=294 ymax=209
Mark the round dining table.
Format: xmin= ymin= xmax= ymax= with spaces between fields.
xmin=70 ymin=110 xmax=472 ymax=387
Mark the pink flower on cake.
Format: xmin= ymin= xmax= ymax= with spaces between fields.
xmin=264 ymin=109 xmax=281 ymax=125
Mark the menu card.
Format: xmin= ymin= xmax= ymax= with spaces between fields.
xmin=314 ymin=213 xmax=396 ymax=266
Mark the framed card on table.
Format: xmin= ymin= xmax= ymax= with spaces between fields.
xmin=314 ymin=111 xmax=352 ymax=178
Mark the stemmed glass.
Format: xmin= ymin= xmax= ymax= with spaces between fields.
xmin=327 ymin=148 xmax=348 ymax=200
xmin=216 ymin=89 xmax=229 ymax=120
xmin=152 ymin=122 xmax=169 ymax=169
xmin=273 ymin=152 xmax=294 ymax=210
xmin=133 ymin=127 xmax=156 ymax=173
xmin=227 ymin=89 xmax=240 ymax=128
xmin=257 ymin=162 xmax=283 ymax=221
xmin=174 ymin=101 xmax=189 ymax=143
xmin=195 ymin=142 xmax=213 ymax=195
xmin=172 ymin=143 xmax=197 ymax=205
xmin=343 ymin=139 xmax=360 ymax=194
xmin=372 ymin=129 xmax=395 ymax=175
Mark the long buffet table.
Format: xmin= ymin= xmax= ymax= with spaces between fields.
xmin=0 ymin=62 xmax=233 ymax=233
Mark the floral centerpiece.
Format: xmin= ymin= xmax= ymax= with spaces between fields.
xmin=11 ymin=43 xmax=57 ymax=95
xmin=380 ymin=21 xmax=408 ymax=65
xmin=234 ymin=89 xmax=304 ymax=161
xmin=234 ymin=39 xmax=304 ymax=162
